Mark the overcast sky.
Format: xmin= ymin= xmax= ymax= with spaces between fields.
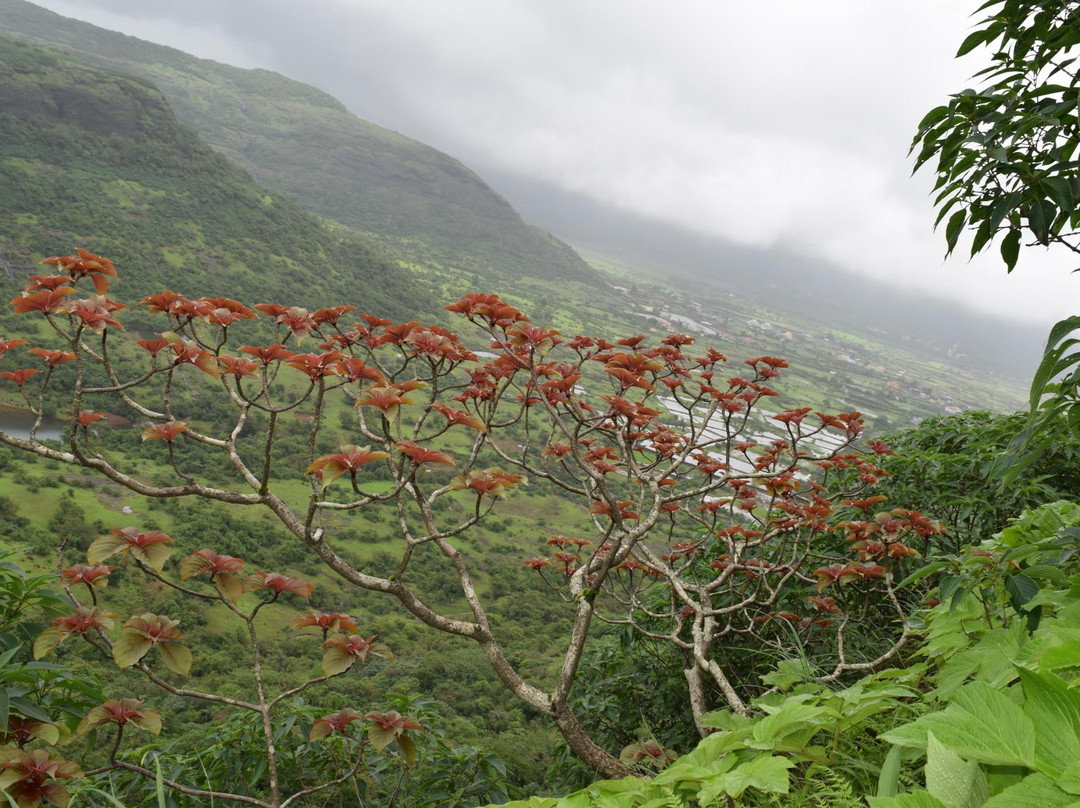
xmin=32 ymin=0 xmax=1080 ymax=326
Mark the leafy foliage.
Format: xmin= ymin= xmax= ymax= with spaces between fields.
xmin=911 ymin=0 xmax=1080 ymax=270
xmin=0 ymin=248 xmax=932 ymax=781
xmin=857 ymin=411 xmax=1080 ymax=551
xmin=875 ymin=500 xmax=1080 ymax=807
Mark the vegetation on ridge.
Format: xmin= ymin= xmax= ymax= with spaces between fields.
xmin=0 ymin=0 xmax=596 ymax=288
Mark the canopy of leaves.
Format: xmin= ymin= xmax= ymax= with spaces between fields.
xmin=912 ymin=0 xmax=1080 ymax=270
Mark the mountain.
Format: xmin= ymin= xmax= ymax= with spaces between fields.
xmin=0 ymin=34 xmax=431 ymax=319
xmin=0 ymin=0 xmax=595 ymax=286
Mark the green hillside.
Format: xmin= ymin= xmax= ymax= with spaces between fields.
xmin=0 ymin=34 xmax=431 ymax=318
xmin=0 ymin=0 xmax=595 ymax=286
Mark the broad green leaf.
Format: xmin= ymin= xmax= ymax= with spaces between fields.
xmin=750 ymin=701 xmax=826 ymax=750
xmin=157 ymin=642 xmax=191 ymax=675
xmin=33 ymin=626 xmax=63 ymax=660
xmin=1005 ymin=574 xmax=1039 ymax=612
xmin=129 ymin=709 xmax=162 ymax=735
xmin=213 ymin=573 xmax=243 ymax=604
xmin=0 ymin=687 xmax=7 ymax=731
xmin=652 ymin=756 xmax=736 ymax=786
xmin=112 ymin=633 xmax=153 ymax=668
xmin=1040 ymin=628 xmax=1080 ymax=669
xmin=698 ymin=755 xmax=793 ymax=801
xmin=925 ymin=732 xmax=989 ymax=808
xmin=367 ymin=722 xmax=395 ymax=752
xmin=136 ymin=542 xmax=171 ymax=573
xmin=666 ymin=728 xmax=747 ymax=767
xmin=28 ymin=722 xmax=60 ymax=746
xmin=1058 ymin=759 xmax=1080 ymax=794
xmin=881 ymin=682 xmax=1037 ymax=768
xmin=321 ymin=646 xmax=355 ymax=677
xmin=982 ymin=772 xmax=1079 ymax=807
xmin=397 ymin=733 xmax=416 ymax=765
xmin=1016 ymin=668 xmax=1080 ymax=777
xmin=760 ymin=658 xmax=813 ymax=690
xmin=86 ymin=533 xmax=127 ymax=565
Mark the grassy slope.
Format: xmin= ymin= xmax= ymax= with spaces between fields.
xmin=0 ymin=34 xmax=433 ymax=320
xmin=0 ymin=0 xmax=595 ymax=287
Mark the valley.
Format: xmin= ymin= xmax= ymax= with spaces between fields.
xmin=0 ymin=4 xmax=1058 ymax=807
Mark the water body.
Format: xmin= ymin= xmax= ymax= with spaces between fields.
xmin=0 ymin=407 xmax=65 ymax=441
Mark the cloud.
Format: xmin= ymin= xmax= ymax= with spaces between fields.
xmin=32 ymin=0 xmax=1080 ymax=325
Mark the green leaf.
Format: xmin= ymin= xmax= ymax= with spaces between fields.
xmin=321 ymin=646 xmax=355 ymax=677
xmin=367 ymin=722 xmax=396 ymax=753
xmin=940 ymin=575 xmax=963 ymax=602
xmin=86 ymin=533 xmax=128 ymax=566
xmin=1058 ymin=759 xmax=1080 ymax=794
xmin=135 ymin=542 xmax=171 ymax=574
xmin=397 ymin=733 xmax=417 ymax=765
xmin=1031 ymin=318 xmax=1080 ymax=406
xmin=981 ymin=772 xmax=1079 ymax=807
xmin=8 ymin=697 xmax=49 ymax=722
xmin=29 ymin=722 xmax=60 ymax=745
xmin=1045 ymin=177 xmax=1076 ymax=214
xmin=878 ymin=744 xmax=904 ymax=798
xmin=0 ymin=687 xmax=7 ymax=731
xmin=956 ymin=28 xmax=990 ymax=56
xmin=698 ymin=755 xmax=793 ymax=802
xmin=157 ymin=642 xmax=191 ymax=675
xmin=760 ymin=658 xmax=813 ymax=691
xmin=881 ymin=682 xmax=1037 ymax=768
xmin=1028 ymin=197 xmax=1052 ymax=244
xmin=32 ymin=626 xmax=63 ymax=660
xmin=0 ymin=646 xmax=20 ymax=669
xmin=925 ymin=732 xmax=990 ymax=808
xmin=1001 ymin=227 xmax=1021 ymax=271
xmin=112 ymin=633 xmax=153 ymax=668
xmin=749 ymin=701 xmax=826 ymax=750
xmin=213 ymin=573 xmax=243 ymax=604
xmin=1005 ymin=574 xmax=1040 ymax=612
xmin=1015 ymin=668 xmax=1080 ymax=777
xmin=897 ymin=561 xmax=950 ymax=589
xmin=308 ymin=721 xmax=333 ymax=741
xmin=945 ymin=210 xmax=967 ymax=254
xmin=1040 ymin=629 xmax=1080 ymax=669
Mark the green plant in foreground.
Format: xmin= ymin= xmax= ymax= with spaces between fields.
xmin=871 ymin=500 xmax=1080 ymax=807
xmin=489 ymin=665 xmax=922 ymax=807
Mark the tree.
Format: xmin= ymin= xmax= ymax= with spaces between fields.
xmin=849 ymin=411 xmax=1080 ymax=552
xmin=911 ymin=0 xmax=1080 ymax=271
xmin=0 ymin=249 xmax=928 ymax=780
xmin=912 ymin=0 xmax=1080 ymax=482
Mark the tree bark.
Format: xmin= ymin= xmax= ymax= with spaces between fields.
xmin=551 ymin=701 xmax=634 ymax=779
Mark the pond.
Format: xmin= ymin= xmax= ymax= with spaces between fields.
xmin=0 ymin=406 xmax=65 ymax=441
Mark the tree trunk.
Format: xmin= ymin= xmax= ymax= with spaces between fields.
xmin=551 ymin=702 xmax=634 ymax=779
xmin=684 ymin=664 xmax=712 ymax=737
